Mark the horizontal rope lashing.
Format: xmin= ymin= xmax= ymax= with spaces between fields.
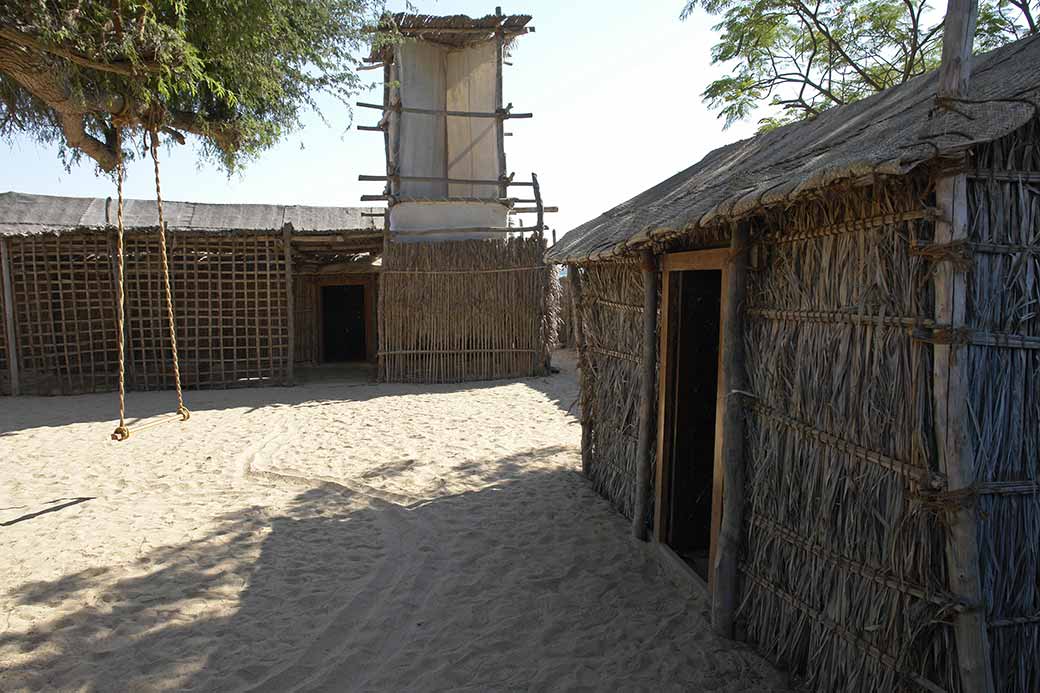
xmin=381 ymin=265 xmax=546 ymax=275
xmin=910 ymin=239 xmax=1040 ymax=265
xmin=585 ymin=345 xmax=641 ymax=364
xmin=749 ymin=513 xmax=964 ymax=610
xmin=747 ymin=308 xmax=936 ymax=330
xmin=739 ymin=566 xmax=949 ymax=693
xmin=378 ymin=348 xmax=539 ymax=356
xmin=757 ymin=208 xmax=938 ymax=245
xmin=967 ymin=169 xmax=1040 ymax=183
xmin=989 ymin=614 xmax=1040 ymax=629
xmin=912 ymin=327 xmax=1040 ymax=350
xmin=587 ymin=296 xmax=644 ymax=312
xmin=746 ymin=402 xmax=941 ymax=486
xmin=977 ymin=480 xmax=1040 ymax=495
xmin=916 ymin=480 xmax=1040 ymax=510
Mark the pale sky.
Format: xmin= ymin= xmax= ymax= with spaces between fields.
xmin=0 ymin=1 xmax=761 ymax=240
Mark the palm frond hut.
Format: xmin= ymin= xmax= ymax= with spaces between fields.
xmin=548 ymin=32 xmax=1040 ymax=693
xmin=360 ymin=10 xmax=560 ymax=383
xmin=0 ymin=192 xmax=383 ymax=396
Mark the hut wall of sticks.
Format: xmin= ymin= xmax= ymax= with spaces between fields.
xmin=0 ymin=193 xmax=383 ymax=396
xmin=549 ymin=32 xmax=1040 ymax=693
xmin=361 ymin=10 xmax=558 ymax=383
xmin=567 ymin=260 xmax=647 ymax=517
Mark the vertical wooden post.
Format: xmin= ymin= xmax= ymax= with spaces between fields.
xmin=934 ymin=2 xmax=993 ymax=691
xmin=632 ymin=250 xmax=658 ymax=540
xmin=282 ymin=224 xmax=295 ymax=386
xmin=388 ymin=48 xmax=402 ymax=203
xmin=0 ymin=237 xmax=20 ymax=396
xmin=532 ymin=172 xmax=544 ymax=236
xmin=712 ymin=225 xmax=749 ymax=637
xmin=494 ymin=7 xmax=508 ymax=201
xmin=569 ymin=264 xmax=592 ymax=477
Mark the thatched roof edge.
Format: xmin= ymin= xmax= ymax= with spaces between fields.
xmin=0 ymin=192 xmax=383 ymax=238
xmin=547 ymin=33 xmax=1040 ymax=264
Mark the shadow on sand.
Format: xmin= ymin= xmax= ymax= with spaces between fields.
xmin=0 ymin=351 xmax=579 ymax=436
xmin=0 ymin=457 xmax=784 ymax=692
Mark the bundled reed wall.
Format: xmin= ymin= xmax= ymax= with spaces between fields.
xmin=738 ymin=179 xmax=960 ymax=691
xmin=0 ymin=229 xmax=291 ymax=395
xmin=293 ymin=275 xmax=320 ymax=365
xmin=0 ymin=246 xmax=10 ymax=395
xmin=573 ymin=261 xmax=648 ymax=517
xmin=557 ymin=273 xmax=574 ymax=347
xmin=965 ymin=119 xmax=1040 ymax=693
xmin=379 ymin=235 xmax=558 ymax=383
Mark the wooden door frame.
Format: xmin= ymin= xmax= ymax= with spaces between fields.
xmin=315 ymin=275 xmax=377 ymax=363
xmin=653 ymin=248 xmax=731 ymax=597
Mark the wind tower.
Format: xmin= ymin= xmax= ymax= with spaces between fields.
xmin=361 ymin=9 xmax=558 ymax=383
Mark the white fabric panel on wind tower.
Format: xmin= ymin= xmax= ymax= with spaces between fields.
xmin=389 ymin=200 xmax=508 ymax=243
xmin=397 ymin=41 xmax=447 ymax=198
xmin=446 ymin=41 xmax=500 ymax=199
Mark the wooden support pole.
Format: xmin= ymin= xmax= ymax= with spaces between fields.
xmin=632 ymin=250 xmax=658 ymax=540
xmin=934 ymin=173 xmax=993 ymax=692
xmin=494 ymin=7 xmax=508 ymax=201
xmin=510 ymin=206 xmax=558 ymax=214
xmin=282 ymin=224 xmax=295 ymax=386
xmin=388 ymin=48 xmax=402 ymax=204
xmin=359 ymin=174 xmax=535 ymax=187
xmin=569 ymin=265 xmax=592 ymax=477
xmin=0 ymin=237 xmax=20 ymax=396
xmin=712 ymin=224 xmax=749 ymax=637
xmin=934 ymin=2 xmax=994 ymax=691
xmin=532 ymin=172 xmax=544 ymax=240
xmin=356 ymin=101 xmax=532 ymax=119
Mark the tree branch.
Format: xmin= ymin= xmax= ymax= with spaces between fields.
xmin=792 ymin=0 xmax=884 ymax=90
xmin=0 ymin=27 xmax=161 ymax=77
xmin=0 ymin=35 xmax=235 ymax=170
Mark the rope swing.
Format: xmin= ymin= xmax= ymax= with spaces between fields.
xmin=111 ymin=121 xmax=191 ymax=441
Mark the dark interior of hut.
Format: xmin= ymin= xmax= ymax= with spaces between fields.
xmin=667 ymin=270 xmax=722 ymax=582
xmin=321 ymin=284 xmax=367 ymax=362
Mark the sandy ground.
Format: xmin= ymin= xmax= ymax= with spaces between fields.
xmin=0 ymin=350 xmax=788 ymax=692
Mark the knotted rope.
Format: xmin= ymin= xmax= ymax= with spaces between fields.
xmin=148 ymin=126 xmax=190 ymax=423
xmin=111 ymin=128 xmax=130 ymax=441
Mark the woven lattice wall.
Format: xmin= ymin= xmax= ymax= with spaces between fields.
xmin=2 ymin=230 xmax=290 ymax=395
xmin=122 ymin=233 xmax=289 ymax=390
xmin=379 ymin=236 xmax=558 ymax=383
xmin=967 ymin=120 xmax=1040 ymax=693
xmin=739 ymin=180 xmax=958 ymax=691
xmin=574 ymin=261 xmax=648 ymax=518
xmin=6 ymin=233 xmax=120 ymax=394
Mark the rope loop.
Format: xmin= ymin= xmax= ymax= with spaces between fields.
xmin=111 ymin=126 xmax=130 ymax=442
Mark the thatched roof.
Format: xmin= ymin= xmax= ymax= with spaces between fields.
xmin=548 ymin=33 xmax=1040 ymax=263
xmin=0 ymin=192 xmax=382 ymax=237
xmin=368 ymin=12 xmax=532 ymax=59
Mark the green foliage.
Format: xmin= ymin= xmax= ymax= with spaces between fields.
xmin=0 ymin=0 xmax=387 ymax=171
xmin=682 ymin=0 xmax=1039 ymax=130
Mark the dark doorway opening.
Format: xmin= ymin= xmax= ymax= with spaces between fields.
xmin=667 ymin=269 xmax=723 ymax=581
xmin=321 ymin=284 xmax=367 ymax=362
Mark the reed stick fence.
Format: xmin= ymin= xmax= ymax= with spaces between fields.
xmin=379 ymin=235 xmax=559 ymax=383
